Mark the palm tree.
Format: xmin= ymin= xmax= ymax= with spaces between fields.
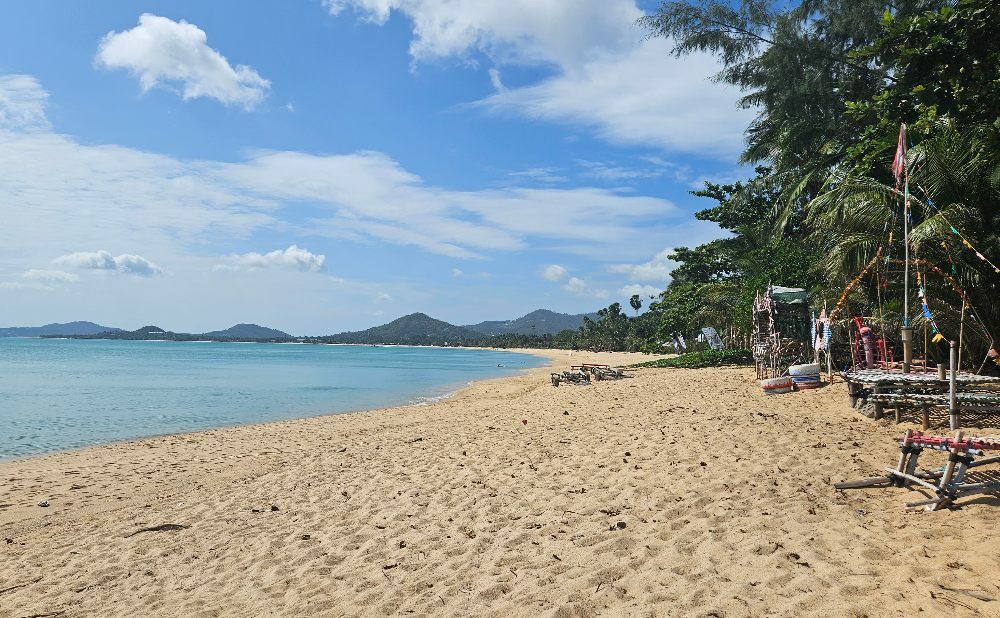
xmin=629 ymin=294 xmax=643 ymax=315
xmin=807 ymin=121 xmax=999 ymax=364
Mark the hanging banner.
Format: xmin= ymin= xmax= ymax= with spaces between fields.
xmin=701 ymin=327 xmax=725 ymax=350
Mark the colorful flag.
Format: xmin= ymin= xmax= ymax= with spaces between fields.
xmin=892 ymin=124 xmax=906 ymax=186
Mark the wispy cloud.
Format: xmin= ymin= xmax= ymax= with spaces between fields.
xmin=541 ymin=264 xmax=568 ymax=281
xmin=0 ymin=75 xmax=50 ymax=132
xmin=451 ymin=268 xmax=491 ymax=279
xmin=0 ymin=74 xmax=682 ymax=288
xmin=507 ymin=166 xmax=568 ymax=184
xmin=564 ymin=276 xmax=608 ymax=299
xmin=22 ymin=269 xmax=80 ymax=284
xmin=618 ymin=283 xmax=661 ymax=299
xmin=608 ymin=248 xmax=676 ymax=284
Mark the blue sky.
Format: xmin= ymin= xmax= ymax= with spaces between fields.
xmin=0 ymin=0 xmax=750 ymax=334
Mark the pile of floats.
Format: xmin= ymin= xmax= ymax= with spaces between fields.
xmin=550 ymin=363 xmax=630 ymax=386
xmin=760 ymin=362 xmax=823 ymax=395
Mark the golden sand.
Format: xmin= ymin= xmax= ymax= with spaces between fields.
xmin=1 ymin=349 xmax=998 ymax=617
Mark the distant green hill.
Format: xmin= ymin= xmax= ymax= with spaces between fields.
xmin=43 ymin=323 xmax=292 ymax=343
xmin=202 ymin=324 xmax=291 ymax=339
xmin=20 ymin=309 xmax=595 ymax=347
xmin=464 ymin=309 xmax=597 ymax=336
xmin=318 ymin=313 xmax=480 ymax=345
xmin=0 ymin=321 xmax=120 ymax=337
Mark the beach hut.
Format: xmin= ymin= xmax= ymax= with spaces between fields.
xmin=752 ymin=284 xmax=811 ymax=380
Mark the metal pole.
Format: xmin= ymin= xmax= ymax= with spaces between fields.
xmin=958 ymin=300 xmax=966 ymax=371
xmin=949 ymin=341 xmax=959 ymax=430
xmin=902 ymin=124 xmax=910 ymax=329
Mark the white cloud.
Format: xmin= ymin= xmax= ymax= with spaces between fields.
xmin=563 ymin=276 xmax=608 ymax=299
xmin=0 ymin=72 xmax=694 ymax=330
xmin=374 ymin=292 xmax=393 ymax=303
xmin=324 ymin=0 xmax=639 ymax=67
xmin=0 ymin=75 xmax=50 ymax=132
xmin=0 ymin=110 xmax=675 ymax=272
xmin=327 ymin=1 xmax=751 ymax=157
xmin=609 ymin=248 xmax=677 ymax=284
xmin=541 ymin=264 xmax=567 ymax=281
xmin=22 ymin=269 xmax=80 ymax=284
xmin=618 ymin=283 xmax=661 ymax=299
xmin=96 ymin=14 xmax=270 ymax=109
xmin=220 ymin=245 xmax=326 ymax=272
xmin=480 ymin=38 xmax=750 ymax=157
xmin=216 ymin=151 xmax=678 ymax=259
xmin=54 ymin=251 xmax=163 ymax=277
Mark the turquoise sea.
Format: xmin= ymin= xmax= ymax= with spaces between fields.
xmin=0 ymin=338 xmax=544 ymax=459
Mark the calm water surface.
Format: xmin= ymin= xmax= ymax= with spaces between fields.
xmin=0 ymin=338 xmax=544 ymax=459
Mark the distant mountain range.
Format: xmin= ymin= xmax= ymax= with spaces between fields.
xmin=0 ymin=321 xmax=119 ymax=337
xmin=55 ymin=323 xmax=292 ymax=342
xmin=2 ymin=309 xmax=593 ymax=345
xmin=312 ymin=309 xmax=594 ymax=345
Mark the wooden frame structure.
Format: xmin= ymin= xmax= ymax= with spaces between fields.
xmin=752 ymin=285 xmax=810 ymax=380
xmin=844 ymin=364 xmax=1000 ymax=429
xmin=835 ymin=430 xmax=1000 ymax=511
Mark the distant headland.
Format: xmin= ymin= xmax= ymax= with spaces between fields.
xmin=0 ymin=309 xmax=599 ymax=348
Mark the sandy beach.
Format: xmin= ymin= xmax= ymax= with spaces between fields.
xmin=2 ymin=349 xmax=998 ymax=617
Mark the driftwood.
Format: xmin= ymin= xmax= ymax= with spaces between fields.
xmin=125 ymin=523 xmax=190 ymax=537
xmin=0 ymin=577 xmax=42 ymax=595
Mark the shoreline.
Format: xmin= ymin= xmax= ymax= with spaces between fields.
xmin=5 ymin=354 xmax=992 ymax=616
xmin=0 ymin=345 xmax=576 ymax=465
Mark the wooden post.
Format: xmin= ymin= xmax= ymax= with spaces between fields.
xmin=848 ymin=380 xmax=859 ymax=408
xmin=930 ymin=430 xmax=963 ymax=511
xmin=873 ymin=384 xmax=884 ymax=420
xmin=894 ymin=430 xmax=913 ymax=487
xmin=949 ymin=341 xmax=959 ymax=430
xmin=921 ymin=403 xmax=930 ymax=430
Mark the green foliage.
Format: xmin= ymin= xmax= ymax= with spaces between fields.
xmin=638 ymin=0 xmax=999 ymax=366
xmin=628 ymin=349 xmax=753 ymax=369
xmin=847 ymin=0 xmax=1000 ymax=168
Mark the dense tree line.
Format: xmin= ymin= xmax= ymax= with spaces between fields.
xmin=572 ymin=0 xmax=1000 ymax=363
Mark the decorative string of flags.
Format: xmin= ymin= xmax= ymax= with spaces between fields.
xmin=915 ymin=270 xmax=946 ymax=344
xmin=828 ymin=249 xmax=882 ymax=323
xmin=915 ymin=188 xmax=1000 ymax=274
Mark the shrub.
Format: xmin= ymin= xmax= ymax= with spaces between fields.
xmin=629 ymin=348 xmax=753 ymax=369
